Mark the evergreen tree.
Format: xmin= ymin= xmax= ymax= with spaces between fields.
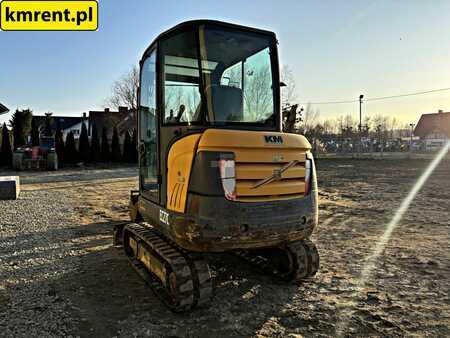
xmin=0 ymin=123 xmax=12 ymax=167
xmin=10 ymin=109 xmax=32 ymax=149
xmin=78 ymin=122 xmax=90 ymax=163
xmin=111 ymin=127 xmax=121 ymax=162
xmin=100 ymin=127 xmax=110 ymax=162
xmin=43 ymin=113 xmax=53 ymax=136
xmin=90 ymin=123 xmax=101 ymax=163
xmin=131 ymin=128 xmax=138 ymax=163
xmin=30 ymin=117 xmax=40 ymax=146
xmin=64 ymin=131 xmax=78 ymax=164
xmin=55 ymin=129 xmax=65 ymax=165
xmin=122 ymin=131 xmax=132 ymax=162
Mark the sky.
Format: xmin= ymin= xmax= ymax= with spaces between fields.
xmin=1 ymin=0 xmax=450 ymax=126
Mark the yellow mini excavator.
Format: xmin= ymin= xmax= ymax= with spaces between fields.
xmin=114 ymin=20 xmax=319 ymax=311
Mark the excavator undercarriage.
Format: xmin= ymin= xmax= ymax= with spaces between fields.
xmin=114 ymin=221 xmax=319 ymax=311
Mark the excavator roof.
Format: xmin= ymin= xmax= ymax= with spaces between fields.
xmin=142 ymin=19 xmax=276 ymax=60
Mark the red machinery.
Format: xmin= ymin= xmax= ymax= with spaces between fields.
xmin=13 ymin=136 xmax=58 ymax=170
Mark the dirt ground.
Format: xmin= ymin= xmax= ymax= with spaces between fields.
xmin=17 ymin=159 xmax=450 ymax=337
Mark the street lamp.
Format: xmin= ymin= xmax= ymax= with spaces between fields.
xmin=409 ymin=123 xmax=415 ymax=152
xmin=359 ymin=94 xmax=364 ymax=153
xmin=359 ymin=95 xmax=364 ymax=132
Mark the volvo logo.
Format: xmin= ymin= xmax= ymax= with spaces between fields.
xmin=251 ymin=160 xmax=299 ymax=189
xmin=264 ymin=135 xmax=283 ymax=144
xmin=272 ymin=169 xmax=282 ymax=180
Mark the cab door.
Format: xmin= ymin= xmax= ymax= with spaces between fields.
xmin=139 ymin=50 xmax=160 ymax=204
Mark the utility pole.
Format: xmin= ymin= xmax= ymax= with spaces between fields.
xmin=359 ymin=94 xmax=364 ymax=154
xmin=376 ymin=124 xmax=382 ymax=157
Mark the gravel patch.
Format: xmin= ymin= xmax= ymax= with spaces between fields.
xmin=0 ymin=190 xmax=80 ymax=338
xmin=0 ymin=161 xmax=448 ymax=337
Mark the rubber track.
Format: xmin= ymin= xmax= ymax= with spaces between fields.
xmin=123 ymin=223 xmax=213 ymax=312
xmin=288 ymin=239 xmax=320 ymax=281
xmin=235 ymin=239 xmax=320 ymax=282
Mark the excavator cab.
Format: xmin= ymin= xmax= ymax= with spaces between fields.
xmin=117 ymin=20 xmax=319 ymax=312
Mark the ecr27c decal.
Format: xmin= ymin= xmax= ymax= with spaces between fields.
xmin=159 ymin=209 xmax=170 ymax=225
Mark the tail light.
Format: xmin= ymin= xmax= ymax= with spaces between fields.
xmin=218 ymin=159 xmax=236 ymax=201
xmin=304 ymin=159 xmax=313 ymax=196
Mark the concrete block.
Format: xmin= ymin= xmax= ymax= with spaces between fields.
xmin=0 ymin=176 xmax=20 ymax=200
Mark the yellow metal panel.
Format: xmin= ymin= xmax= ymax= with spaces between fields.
xmin=129 ymin=237 xmax=138 ymax=256
xmin=236 ymin=179 xmax=305 ymax=196
xmin=197 ymin=129 xmax=309 ymax=202
xmin=197 ymin=129 xmax=311 ymax=150
xmin=236 ymin=194 xmax=304 ymax=202
xmin=236 ymin=163 xmax=306 ymax=179
xmin=197 ymin=147 xmax=306 ymax=163
xmin=167 ymin=134 xmax=202 ymax=212
xmin=139 ymin=245 xmax=167 ymax=283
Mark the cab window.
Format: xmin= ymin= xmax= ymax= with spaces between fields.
xmin=160 ymin=30 xmax=204 ymax=125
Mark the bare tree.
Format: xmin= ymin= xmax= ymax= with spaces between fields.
xmin=164 ymin=85 xmax=200 ymax=122
xmin=372 ymin=114 xmax=389 ymax=148
xmin=344 ymin=114 xmax=357 ymax=130
xmin=281 ymin=65 xmax=297 ymax=108
xmin=372 ymin=114 xmax=389 ymax=132
xmin=388 ymin=117 xmax=398 ymax=139
xmin=363 ymin=116 xmax=372 ymax=131
xmin=243 ymin=65 xmax=273 ymax=120
xmin=298 ymin=103 xmax=320 ymax=135
xmin=106 ymin=66 xmax=139 ymax=110
xmin=322 ymin=119 xmax=335 ymax=135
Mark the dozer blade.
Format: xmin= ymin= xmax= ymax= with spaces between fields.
xmin=122 ymin=223 xmax=213 ymax=312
